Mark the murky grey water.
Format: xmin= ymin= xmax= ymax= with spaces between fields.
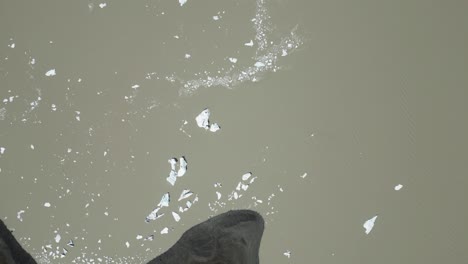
xmin=1 ymin=0 xmax=468 ymax=263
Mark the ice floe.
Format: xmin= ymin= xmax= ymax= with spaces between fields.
xmin=17 ymin=210 xmax=25 ymax=221
xmin=283 ymin=250 xmax=291 ymax=258
xmin=99 ymin=3 xmax=107 ymax=8
xmin=158 ymin=193 xmax=170 ymax=207
xmin=179 ymin=0 xmax=187 ymax=7
xmin=0 ymin=147 xmax=5 ymax=154
xmin=54 ymin=234 xmax=61 ymax=243
xmin=195 ymin=108 xmax=221 ymax=132
xmin=45 ymin=69 xmax=56 ymax=76
xmin=178 ymin=189 xmax=193 ymax=201
xmin=177 ymin=156 xmax=187 ymax=177
xmin=44 ymin=202 xmax=51 ymax=207
xmin=160 ymin=227 xmax=169 ymax=234
xmin=363 ymin=215 xmax=378 ymax=234
xmin=172 ymin=212 xmax=181 ymax=222
xmin=394 ymin=184 xmax=403 ymax=191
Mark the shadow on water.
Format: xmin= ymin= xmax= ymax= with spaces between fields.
xmin=0 ymin=210 xmax=264 ymax=264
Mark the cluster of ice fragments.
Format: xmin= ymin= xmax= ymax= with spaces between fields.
xmin=195 ymin=109 xmax=220 ymax=132
xmin=166 ymin=157 xmax=187 ymax=186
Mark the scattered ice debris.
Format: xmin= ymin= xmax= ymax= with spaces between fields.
xmin=17 ymin=210 xmax=25 ymax=222
xmin=166 ymin=170 xmax=177 ymax=186
xmin=136 ymin=235 xmax=143 ymax=240
xmin=363 ymin=215 xmax=378 ymax=234
xmin=1 ymin=147 xmax=5 ymax=154
xmin=99 ymin=3 xmax=107 ymax=8
xmin=244 ymin=40 xmax=254 ymax=46
xmin=45 ymin=69 xmax=56 ymax=76
xmin=283 ymin=250 xmax=291 ymax=258
xmin=160 ymin=227 xmax=169 ymax=234
xmin=178 ymin=189 xmax=193 ymax=201
xmin=54 ymin=234 xmax=61 ymax=243
xmin=184 ymin=54 xmax=191 ymax=59
xmin=178 ymin=0 xmax=187 ymax=7
xmin=51 ymin=104 xmax=57 ymax=111
xmin=158 ymin=193 xmax=170 ymax=207
xmin=254 ymin=61 xmax=265 ymax=68
xmin=125 ymin=241 xmax=130 ymax=248
xmin=131 ymin=84 xmax=140 ymax=89
xmin=229 ymin=57 xmax=238 ymax=63
xmin=178 ymin=156 xmax=187 ymax=177
xmin=213 ymin=15 xmax=219 ymax=20
xmin=394 ymin=184 xmax=403 ymax=191
xmin=242 ymin=172 xmax=252 ymax=181
xmin=8 ymin=42 xmax=15 ymax=49
xmin=44 ymin=202 xmax=51 ymax=207
xmin=300 ymin=173 xmax=307 ymax=178
xmin=195 ymin=108 xmax=221 ymax=132
xmin=75 ymin=111 xmax=81 ymax=121
xmin=67 ymin=240 xmax=74 ymax=247
xmin=172 ymin=212 xmax=181 ymax=222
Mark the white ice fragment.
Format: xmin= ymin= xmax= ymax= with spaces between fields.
xmin=55 ymin=234 xmax=61 ymax=243
xmin=281 ymin=49 xmax=288 ymax=56
xmin=363 ymin=215 xmax=378 ymax=234
xmin=228 ymin=57 xmax=237 ymax=63
xmin=172 ymin=212 xmax=181 ymax=222
xmin=8 ymin=43 xmax=15 ymax=49
xmin=209 ymin=123 xmax=220 ymax=132
xmin=168 ymin=158 xmax=177 ymax=171
xmin=244 ymin=40 xmax=254 ymax=46
xmin=233 ymin=192 xmax=239 ymax=199
xmin=177 ymin=156 xmax=187 ymax=177
xmin=241 ymin=184 xmax=249 ymax=191
xmin=254 ymin=61 xmax=265 ymax=67
xmin=0 ymin=147 xmax=5 ymax=154
xmin=45 ymin=69 xmax=56 ymax=77
xmin=184 ymin=54 xmax=191 ymax=59
xmin=242 ymin=172 xmax=252 ymax=181
xmin=44 ymin=202 xmax=51 ymax=207
xmin=160 ymin=227 xmax=169 ymax=234
xmin=166 ymin=170 xmax=177 ymax=185
xmin=158 ymin=193 xmax=170 ymax=207
xmin=17 ymin=210 xmax=25 ymax=222
xmin=195 ymin=109 xmax=210 ymax=129
xmin=394 ymin=184 xmax=403 ymax=191
xmin=99 ymin=3 xmax=107 ymax=8
xmin=283 ymin=250 xmax=291 ymax=258
xmin=131 ymin=84 xmax=139 ymax=89
xmin=146 ymin=208 xmax=163 ymax=222
xmin=216 ymin=191 xmax=221 ymax=200
xmin=213 ymin=16 xmax=219 ymax=20
xmin=30 ymin=144 xmax=35 ymax=150
xmin=125 ymin=241 xmax=130 ymax=248
xmin=30 ymin=58 xmax=36 ymax=65
xmin=67 ymin=240 xmax=74 ymax=247
xmin=178 ymin=0 xmax=187 ymax=6
xmin=178 ymin=189 xmax=193 ymax=201
xmin=136 ymin=235 xmax=143 ymax=240
xmin=300 ymin=173 xmax=307 ymax=178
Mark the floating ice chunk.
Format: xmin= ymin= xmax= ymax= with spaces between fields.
xmin=229 ymin=57 xmax=237 ymax=63
xmin=8 ymin=43 xmax=15 ymax=48
xmin=209 ymin=123 xmax=220 ymax=132
xmin=67 ymin=240 xmax=74 ymax=247
xmin=44 ymin=202 xmax=51 ymax=207
xmin=283 ymin=250 xmax=291 ymax=258
xmin=216 ymin=191 xmax=221 ymax=200
xmin=254 ymin=61 xmax=265 ymax=67
xmin=168 ymin=158 xmax=177 ymax=171
xmin=178 ymin=156 xmax=187 ymax=177
xmin=242 ymin=172 xmax=252 ymax=181
xmin=213 ymin=15 xmax=219 ymax=20
xmin=125 ymin=241 xmax=130 ymax=248
xmin=178 ymin=189 xmax=193 ymax=201
xmin=30 ymin=144 xmax=35 ymax=150
xmin=160 ymin=227 xmax=169 ymax=234
xmin=184 ymin=54 xmax=191 ymax=59
xmin=136 ymin=235 xmax=143 ymax=240
xmin=55 ymin=234 xmax=61 ymax=243
xmin=394 ymin=184 xmax=403 ymax=191
xmin=300 ymin=173 xmax=307 ymax=178
xmin=131 ymin=84 xmax=139 ymax=89
xmin=17 ymin=210 xmax=25 ymax=222
xmin=281 ymin=49 xmax=288 ymax=56
xmin=195 ymin=109 xmax=210 ymax=129
xmin=1 ymin=147 xmax=5 ymax=154
xmin=179 ymin=0 xmax=187 ymax=6
xmin=158 ymin=193 xmax=170 ymax=207
xmin=244 ymin=40 xmax=254 ymax=46
xmin=45 ymin=69 xmax=56 ymax=76
xmin=145 ymin=235 xmax=154 ymax=241
xmin=363 ymin=215 xmax=378 ymax=234
xmin=172 ymin=212 xmax=181 ymax=222
xmin=62 ymin=248 xmax=68 ymax=256
xmin=241 ymin=183 xmax=249 ymax=191
xmin=167 ymin=170 xmax=177 ymax=185
xmin=99 ymin=3 xmax=107 ymax=8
